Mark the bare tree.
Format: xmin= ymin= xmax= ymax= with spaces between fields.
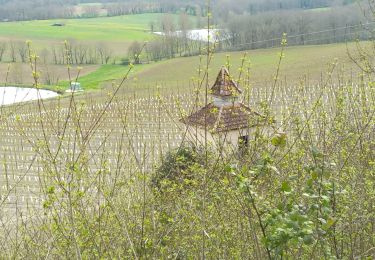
xmin=82 ymin=5 xmax=100 ymax=18
xmin=87 ymin=47 xmax=98 ymax=64
xmin=62 ymin=6 xmax=75 ymax=18
xmin=128 ymin=41 xmax=142 ymax=64
xmin=9 ymin=41 xmax=16 ymax=62
xmin=17 ymin=42 xmax=28 ymax=63
xmin=50 ymin=46 xmax=59 ymax=65
xmin=0 ymin=42 xmax=7 ymax=62
xmin=179 ymin=12 xmax=192 ymax=56
xmin=160 ymin=13 xmax=175 ymax=33
xmin=295 ymin=14 xmax=312 ymax=45
xmin=147 ymin=39 xmax=164 ymax=61
xmin=149 ymin=21 xmax=155 ymax=33
xmin=40 ymin=48 xmax=50 ymax=64
xmin=42 ymin=64 xmax=59 ymax=85
xmin=11 ymin=62 xmax=23 ymax=84
xmin=97 ymin=42 xmax=112 ymax=64
xmin=160 ymin=14 xmax=177 ymax=58
xmin=74 ymin=44 xmax=87 ymax=64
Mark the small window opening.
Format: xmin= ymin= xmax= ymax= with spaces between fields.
xmin=239 ymin=135 xmax=249 ymax=148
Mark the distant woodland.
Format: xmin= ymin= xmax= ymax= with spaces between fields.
xmin=0 ymin=0 xmax=371 ymax=62
xmin=0 ymin=0 xmax=358 ymax=21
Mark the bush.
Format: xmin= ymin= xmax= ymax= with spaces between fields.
xmin=120 ymin=57 xmax=130 ymax=65
xmin=151 ymin=145 xmax=205 ymax=193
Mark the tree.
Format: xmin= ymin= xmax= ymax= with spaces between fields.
xmin=295 ymin=14 xmax=312 ymax=45
xmin=50 ymin=46 xmax=59 ymax=65
xmin=40 ymin=48 xmax=49 ymax=64
xmin=11 ymin=62 xmax=23 ymax=84
xmin=96 ymin=42 xmax=112 ymax=64
xmin=179 ymin=12 xmax=192 ymax=56
xmin=147 ymin=39 xmax=164 ymax=61
xmin=160 ymin=13 xmax=175 ymax=33
xmin=9 ymin=41 xmax=16 ymax=62
xmin=149 ymin=21 xmax=155 ymax=33
xmin=16 ymin=42 xmax=28 ymax=63
xmin=128 ymin=41 xmax=142 ymax=64
xmin=82 ymin=5 xmax=100 ymax=18
xmin=0 ymin=42 xmax=7 ymax=62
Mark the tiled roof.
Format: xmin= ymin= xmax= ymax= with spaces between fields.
xmin=182 ymin=102 xmax=266 ymax=133
xmin=210 ymin=67 xmax=242 ymax=97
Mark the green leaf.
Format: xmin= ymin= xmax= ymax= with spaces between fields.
xmin=312 ymin=147 xmax=323 ymax=159
xmin=323 ymin=218 xmax=336 ymax=230
xmin=47 ymin=186 xmax=55 ymax=194
xmin=303 ymin=235 xmax=314 ymax=245
xmin=224 ymin=164 xmax=235 ymax=173
xmin=281 ymin=181 xmax=292 ymax=193
xmin=271 ymin=133 xmax=287 ymax=147
xmin=269 ymin=165 xmax=280 ymax=175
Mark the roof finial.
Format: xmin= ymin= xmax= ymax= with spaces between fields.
xmin=210 ymin=66 xmax=242 ymax=98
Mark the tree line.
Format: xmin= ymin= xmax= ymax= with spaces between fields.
xmin=0 ymin=0 xmax=78 ymax=21
xmin=127 ymin=3 xmax=367 ymax=64
xmin=0 ymin=0 xmax=200 ymax=21
xmin=219 ymin=4 xmax=367 ymax=51
xmin=211 ymin=0 xmax=356 ymax=17
xmin=0 ymin=41 xmax=113 ymax=65
xmin=0 ymin=0 xmax=359 ymax=22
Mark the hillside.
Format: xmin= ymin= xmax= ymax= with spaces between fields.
xmin=0 ymin=2 xmax=374 ymax=259
xmin=71 ymin=42 xmax=357 ymax=94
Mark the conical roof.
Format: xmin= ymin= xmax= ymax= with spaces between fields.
xmin=210 ymin=67 xmax=242 ymax=97
xmin=181 ymin=102 xmax=266 ymax=133
xmin=181 ymin=67 xmax=267 ymax=133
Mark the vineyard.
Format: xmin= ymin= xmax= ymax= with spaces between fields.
xmin=1 ymin=76 xmax=373 ymax=212
xmin=0 ymin=41 xmax=373 ymax=257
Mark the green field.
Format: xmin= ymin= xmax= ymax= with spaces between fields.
xmin=0 ymin=14 xmax=364 ymax=94
xmin=77 ymin=2 xmax=105 ymax=7
xmin=70 ymin=42 xmax=357 ymax=93
xmin=0 ymin=14 xmax=162 ymax=42
xmin=3 ymin=42 xmax=359 ymax=93
xmin=307 ymin=7 xmax=331 ymax=12
xmin=58 ymin=63 xmax=156 ymax=90
xmin=133 ymin=43 xmax=354 ymax=86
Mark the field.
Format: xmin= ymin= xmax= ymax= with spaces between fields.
xmin=307 ymin=7 xmax=332 ymax=12
xmin=1 ymin=76 xmax=367 ymax=212
xmin=0 ymin=13 xmax=167 ymax=64
xmin=68 ymin=42 xmax=358 ymax=94
xmin=0 ymin=12 xmax=201 ymax=88
xmin=0 ymin=42 xmax=361 ymax=92
xmin=0 ymin=14 xmax=159 ymax=41
xmin=0 ymin=37 xmax=370 ymax=215
xmin=0 ymin=12 xmax=362 ymax=92
xmin=131 ymin=42 xmax=356 ymax=87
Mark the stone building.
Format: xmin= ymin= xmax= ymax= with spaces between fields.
xmin=181 ymin=67 xmax=271 ymax=148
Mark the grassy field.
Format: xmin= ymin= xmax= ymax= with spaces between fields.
xmin=0 ymin=40 xmax=362 ymax=97
xmin=0 ymin=13 xmax=199 ymax=77
xmin=76 ymin=2 xmax=106 ymax=7
xmin=76 ymin=42 xmax=357 ymax=93
xmin=133 ymin=44 xmax=347 ymax=86
xmin=0 ymin=14 xmax=365 ymax=94
xmin=57 ymin=63 xmax=155 ymax=90
xmin=307 ymin=7 xmax=332 ymax=12
xmin=0 ymin=14 xmax=163 ymax=42
xmin=1 ymin=42 xmax=358 ymax=92
xmin=0 ymin=13 xmax=169 ymax=62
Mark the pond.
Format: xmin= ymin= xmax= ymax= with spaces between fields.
xmin=0 ymin=87 xmax=59 ymax=106
xmin=154 ymin=29 xmax=230 ymax=42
